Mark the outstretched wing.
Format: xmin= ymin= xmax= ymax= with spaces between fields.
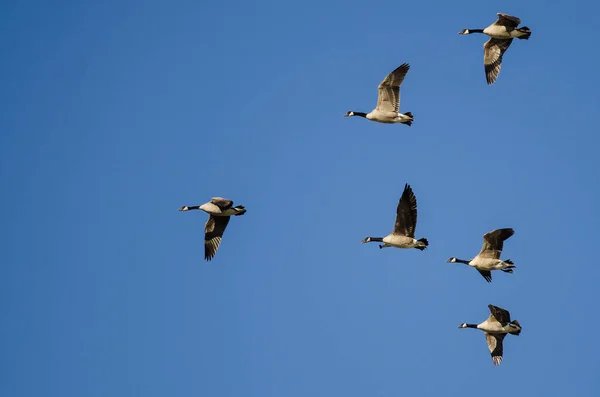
xmin=393 ymin=183 xmax=418 ymax=237
xmin=485 ymin=332 xmax=506 ymax=366
xmin=479 ymin=228 xmax=514 ymax=259
xmin=211 ymin=197 xmax=233 ymax=210
xmin=483 ymin=38 xmax=513 ymax=85
xmin=204 ymin=215 xmax=231 ymax=261
xmin=495 ymin=13 xmax=521 ymax=28
xmin=488 ymin=304 xmax=511 ymax=324
xmin=478 ymin=269 xmax=493 ymax=283
xmin=376 ymin=63 xmax=410 ymax=113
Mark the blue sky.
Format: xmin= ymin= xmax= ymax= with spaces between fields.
xmin=2 ymin=0 xmax=599 ymax=395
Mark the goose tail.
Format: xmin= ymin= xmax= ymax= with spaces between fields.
xmin=414 ymin=237 xmax=429 ymax=251
xmin=233 ymin=205 xmax=247 ymax=215
xmin=517 ymin=27 xmax=531 ymax=39
xmin=511 ymin=320 xmax=522 ymax=335
xmin=501 ymin=259 xmax=515 ymax=273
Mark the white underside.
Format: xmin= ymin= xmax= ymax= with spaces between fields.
xmin=478 ymin=320 xmax=520 ymax=335
xmin=382 ymin=234 xmax=421 ymax=248
xmin=366 ymin=110 xmax=412 ymax=124
xmin=199 ymin=203 xmax=238 ymax=216
xmin=477 ymin=319 xmax=506 ymax=333
xmin=469 ymin=257 xmax=512 ymax=270
xmin=483 ymin=25 xmax=525 ymax=39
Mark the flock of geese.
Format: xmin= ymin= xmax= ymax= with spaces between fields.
xmin=179 ymin=13 xmax=531 ymax=367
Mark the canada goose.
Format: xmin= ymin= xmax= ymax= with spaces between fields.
xmin=361 ymin=184 xmax=428 ymax=250
xmin=459 ymin=13 xmax=531 ymax=84
xmin=459 ymin=304 xmax=522 ymax=366
xmin=344 ymin=63 xmax=414 ymax=125
xmin=446 ymin=228 xmax=515 ymax=282
xmin=179 ymin=197 xmax=246 ymax=261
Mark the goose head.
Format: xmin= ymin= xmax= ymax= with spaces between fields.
xmin=178 ymin=206 xmax=190 ymax=211
xmin=458 ymin=29 xmax=470 ymax=35
xmin=446 ymin=257 xmax=458 ymax=263
xmin=344 ymin=111 xmax=355 ymax=117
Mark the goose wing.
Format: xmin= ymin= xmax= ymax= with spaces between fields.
xmin=488 ymin=304 xmax=511 ymax=324
xmin=478 ymin=228 xmax=514 ymax=259
xmin=376 ymin=63 xmax=410 ymax=113
xmin=484 ymin=38 xmax=513 ymax=85
xmin=485 ymin=332 xmax=506 ymax=366
xmin=477 ymin=269 xmax=493 ymax=283
xmin=204 ymin=215 xmax=231 ymax=261
xmin=495 ymin=13 xmax=521 ymax=28
xmin=393 ymin=183 xmax=418 ymax=237
xmin=211 ymin=197 xmax=233 ymax=210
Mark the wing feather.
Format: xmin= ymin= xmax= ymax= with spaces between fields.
xmin=211 ymin=197 xmax=233 ymax=210
xmin=488 ymin=304 xmax=511 ymax=324
xmin=477 ymin=269 xmax=493 ymax=282
xmin=495 ymin=13 xmax=521 ymax=28
xmin=485 ymin=333 xmax=506 ymax=366
xmin=376 ymin=63 xmax=410 ymax=113
xmin=484 ymin=38 xmax=513 ymax=85
xmin=478 ymin=228 xmax=514 ymax=259
xmin=393 ymin=183 xmax=418 ymax=237
xmin=204 ymin=215 xmax=231 ymax=261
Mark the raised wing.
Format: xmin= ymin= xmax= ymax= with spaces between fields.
xmin=483 ymin=38 xmax=513 ymax=85
xmin=485 ymin=332 xmax=506 ymax=366
xmin=393 ymin=183 xmax=418 ymax=237
xmin=204 ymin=215 xmax=231 ymax=261
xmin=479 ymin=228 xmax=514 ymax=259
xmin=488 ymin=304 xmax=511 ymax=324
xmin=495 ymin=13 xmax=521 ymax=28
xmin=376 ymin=63 xmax=410 ymax=113
xmin=211 ymin=197 xmax=233 ymax=210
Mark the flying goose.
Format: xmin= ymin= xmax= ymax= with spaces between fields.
xmin=344 ymin=63 xmax=414 ymax=125
xmin=459 ymin=304 xmax=522 ymax=366
xmin=459 ymin=13 xmax=531 ymax=84
xmin=446 ymin=228 xmax=515 ymax=282
xmin=179 ymin=197 xmax=246 ymax=261
xmin=361 ymin=183 xmax=428 ymax=250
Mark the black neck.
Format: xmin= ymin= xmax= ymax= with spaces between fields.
xmin=353 ymin=112 xmax=367 ymax=118
xmin=464 ymin=324 xmax=478 ymax=328
xmin=468 ymin=29 xmax=484 ymax=33
xmin=186 ymin=205 xmax=201 ymax=210
xmin=455 ymin=258 xmax=471 ymax=265
xmin=367 ymin=237 xmax=383 ymax=242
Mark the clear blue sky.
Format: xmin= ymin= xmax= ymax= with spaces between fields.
xmin=2 ymin=0 xmax=599 ymax=395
